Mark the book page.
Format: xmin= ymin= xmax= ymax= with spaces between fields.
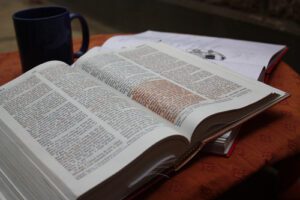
xmin=101 ymin=30 xmax=285 ymax=80
xmin=0 ymin=171 xmax=22 ymax=200
xmin=0 ymin=61 xmax=187 ymax=197
xmin=76 ymin=43 xmax=286 ymax=139
xmin=0 ymin=191 xmax=8 ymax=200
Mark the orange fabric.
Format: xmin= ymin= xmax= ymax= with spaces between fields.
xmin=0 ymin=34 xmax=299 ymax=200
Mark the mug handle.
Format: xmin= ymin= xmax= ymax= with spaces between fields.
xmin=69 ymin=13 xmax=89 ymax=58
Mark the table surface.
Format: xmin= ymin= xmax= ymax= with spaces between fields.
xmin=0 ymin=34 xmax=300 ymax=200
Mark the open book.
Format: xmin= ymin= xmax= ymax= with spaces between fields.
xmin=0 ymin=43 xmax=288 ymax=200
xmin=101 ymin=31 xmax=287 ymax=155
xmin=102 ymin=30 xmax=287 ymax=81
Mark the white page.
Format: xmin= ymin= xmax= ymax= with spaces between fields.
xmin=77 ymin=43 xmax=287 ymax=139
xmin=102 ymin=30 xmax=285 ymax=80
xmin=0 ymin=192 xmax=6 ymax=200
xmin=0 ymin=61 xmax=187 ymax=198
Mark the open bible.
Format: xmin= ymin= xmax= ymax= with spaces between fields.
xmin=101 ymin=30 xmax=288 ymax=155
xmin=0 ymin=43 xmax=288 ymax=200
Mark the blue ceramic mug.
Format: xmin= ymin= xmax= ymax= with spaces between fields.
xmin=13 ymin=6 xmax=89 ymax=72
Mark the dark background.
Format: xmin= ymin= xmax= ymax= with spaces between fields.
xmin=51 ymin=0 xmax=300 ymax=74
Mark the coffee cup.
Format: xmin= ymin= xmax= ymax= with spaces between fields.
xmin=13 ymin=6 xmax=89 ymax=72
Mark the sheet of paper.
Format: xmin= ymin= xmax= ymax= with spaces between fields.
xmin=102 ymin=30 xmax=285 ymax=80
xmin=0 ymin=191 xmax=5 ymax=200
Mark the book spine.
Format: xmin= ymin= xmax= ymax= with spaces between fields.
xmin=264 ymin=47 xmax=288 ymax=83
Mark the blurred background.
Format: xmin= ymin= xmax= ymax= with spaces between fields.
xmin=0 ymin=0 xmax=299 ymax=73
xmin=0 ymin=1 xmax=300 ymax=199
